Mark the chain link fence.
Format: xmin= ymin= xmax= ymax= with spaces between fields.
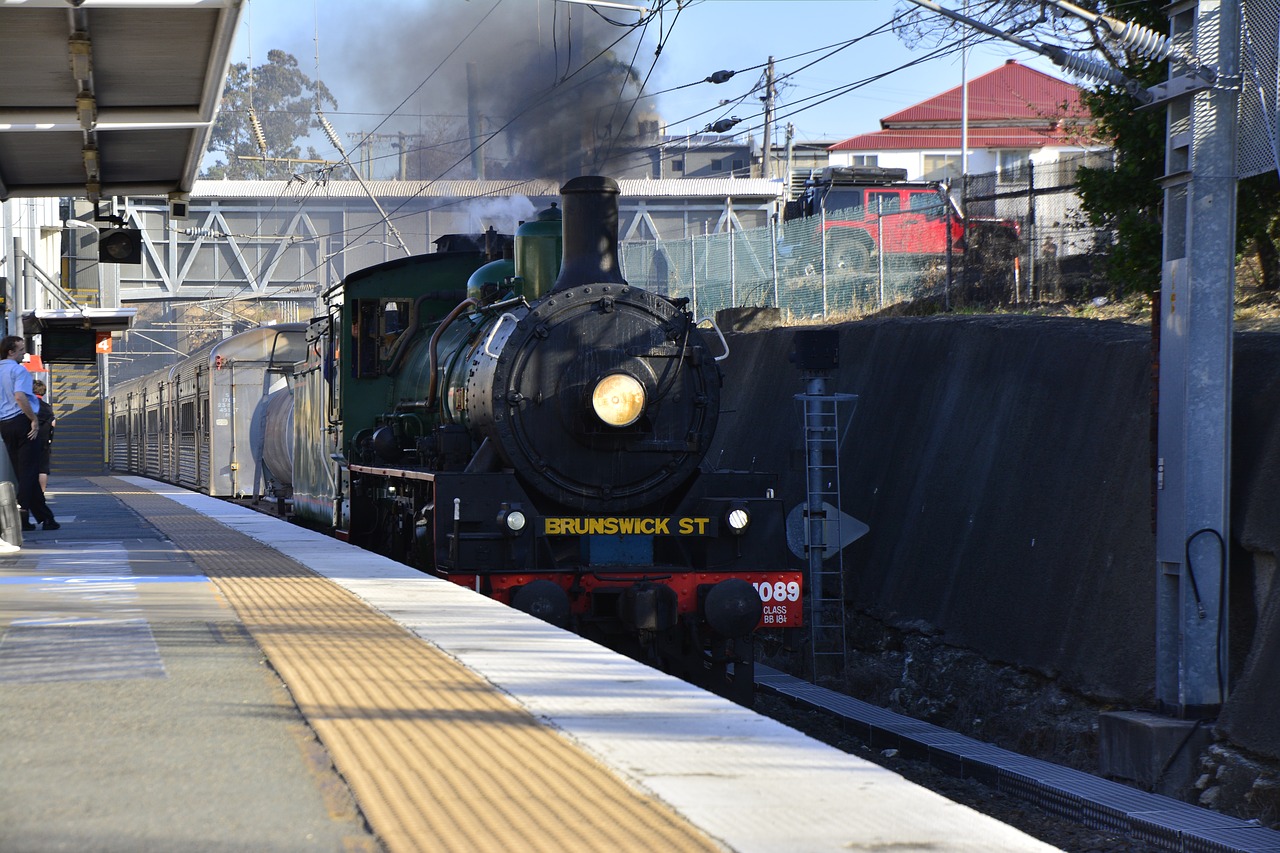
xmin=620 ymin=155 xmax=1116 ymax=321
xmin=1240 ymin=0 xmax=1279 ymax=180
xmin=962 ymin=155 xmax=1116 ymax=305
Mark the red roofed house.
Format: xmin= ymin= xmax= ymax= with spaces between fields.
xmin=827 ymin=60 xmax=1108 ymax=181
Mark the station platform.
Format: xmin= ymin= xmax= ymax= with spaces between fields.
xmin=0 ymin=476 xmax=1059 ymax=852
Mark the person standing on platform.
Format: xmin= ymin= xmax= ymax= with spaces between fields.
xmin=0 ymin=336 xmax=58 ymax=531
xmin=31 ymin=379 xmax=54 ymax=492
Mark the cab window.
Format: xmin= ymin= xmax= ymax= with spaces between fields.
xmin=351 ymin=298 xmax=413 ymax=378
xmin=383 ymin=299 xmax=410 ymax=339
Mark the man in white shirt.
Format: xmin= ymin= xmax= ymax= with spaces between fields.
xmin=0 ymin=336 xmax=58 ymax=530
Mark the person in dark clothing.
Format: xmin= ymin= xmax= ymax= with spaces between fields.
xmin=0 ymin=336 xmax=58 ymax=531
xmin=31 ymin=379 xmax=54 ymax=492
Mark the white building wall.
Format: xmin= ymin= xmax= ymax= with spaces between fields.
xmin=829 ymin=145 xmax=1090 ymax=180
xmin=1 ymin=196 xmax=65 ymax=336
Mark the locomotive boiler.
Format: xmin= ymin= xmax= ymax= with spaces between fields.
xmin=271 ymin=178 xmax=800 ymax=701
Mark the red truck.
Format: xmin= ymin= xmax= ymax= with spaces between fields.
xmin=782 ymin=166 xmax=1019 ymax=271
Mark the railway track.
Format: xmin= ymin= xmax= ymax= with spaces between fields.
xmin=754 ymin=666 xmax=1280 ymax=853
xmin=232 ymin=490 xmax=1275 ymax=851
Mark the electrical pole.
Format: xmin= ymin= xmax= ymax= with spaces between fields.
xmin=905 ymin=0 xmax=1239 ymax=720
xmin=1153 ymin=0 xmax=1240 ymax=717
xmin=960 ymin=0 xmax=969 ymax=179
xmin=762 ymin=57 xmax=776 ymax=180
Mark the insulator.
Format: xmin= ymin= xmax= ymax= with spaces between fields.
xmin=248 ymin=108 xmax=268 ymax=155
xmin=1102 ymin=17 xmax=1171 ymax=62
xmin=317 ymin=111 xmax=346 ymax=155
xmin=1049 ymin=48 xmax=1132 ymax=91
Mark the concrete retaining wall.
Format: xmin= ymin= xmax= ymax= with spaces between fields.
xmin=711 ymin=316 xmax=1280 ymax=761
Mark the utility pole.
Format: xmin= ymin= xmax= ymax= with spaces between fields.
xmin=960 ymin=0 xmax=969 ymax=181
xmin=1153 ymin=0 xmax=1239 ymax=717
xmin=762 ymin=57 xmax=775 ymax=179
xmin=904 ymin=0 xmax=1239 ymax=720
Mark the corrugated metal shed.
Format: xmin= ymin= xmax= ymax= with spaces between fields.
xmin=191 ymin=177 xmax=786 ymax=201
xmin=0 ymin=0 xmax=242 ymax=201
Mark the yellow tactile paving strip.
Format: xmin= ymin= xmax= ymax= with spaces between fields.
xmin=99 ymin=480 xmax=721 ymax=853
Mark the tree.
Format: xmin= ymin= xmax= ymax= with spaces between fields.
xmin=1237 ymin=173 xmax=1280 ymax=292
xmin=1072 ymin=1 xmax=1280 ymax=294
xmin=1073 ymin=40 xmax=1166 ymax=297
xmin=204 ymin=50 xmax=338 ymax=180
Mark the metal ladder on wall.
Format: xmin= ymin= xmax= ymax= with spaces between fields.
xmin=800 ymin=391 xmax=857 ymax=682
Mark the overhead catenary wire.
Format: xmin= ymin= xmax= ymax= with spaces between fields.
xmin=901 ymin=0 xmax=1152 ymax=101
xmin=131 ymin=2 xmax=1057 ymax=349
xmin=233 ymin=23 xmax=1005 ymax=302
xmin=158 ymin=0 xmax=514 ymax=344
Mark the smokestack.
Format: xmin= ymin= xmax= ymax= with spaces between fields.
xmin=467 ymin=62 xmax=485 ymax=180
xmin=552 ymin=176 xmax=627 ymax=292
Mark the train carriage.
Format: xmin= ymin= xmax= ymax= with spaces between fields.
xmin=109 ymin=324 xmax=307 ymax=498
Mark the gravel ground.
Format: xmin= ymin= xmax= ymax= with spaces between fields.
xmin=753 ymin=614 xmax=1192 ymax=852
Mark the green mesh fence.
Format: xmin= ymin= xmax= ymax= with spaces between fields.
xmin=620 ymin=204 xmax=960 ymax=321
xmin=620 ymin=160 xmax=1112 ymax=319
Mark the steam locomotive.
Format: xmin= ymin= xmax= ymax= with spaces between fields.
xmin=110 ymin=176 xmax=798 ymax=702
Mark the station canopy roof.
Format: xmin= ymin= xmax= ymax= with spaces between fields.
xmin=0 ymin=0 xmax=242 ymax=203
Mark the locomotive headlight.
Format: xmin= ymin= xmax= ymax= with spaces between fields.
xmin=726 ymin=505 xmax=751 ymax=534
xmin=591 ymin=373 xmax=645 ymax=427
xmin=505 ymin=510 xmax=526 ymax=532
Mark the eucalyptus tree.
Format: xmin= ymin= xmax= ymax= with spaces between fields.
xmin=204 ymin=49 xmax=339 ymax=180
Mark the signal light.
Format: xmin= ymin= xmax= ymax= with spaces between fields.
xmin=99 ymin=229 xmax=142 ymax=265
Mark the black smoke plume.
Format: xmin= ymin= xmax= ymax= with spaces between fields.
xmin=333 ymin=0 xmax=660 ymax=182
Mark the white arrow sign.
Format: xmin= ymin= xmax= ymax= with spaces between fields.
xmin=785 ymin=502 xmax=869 ymax=560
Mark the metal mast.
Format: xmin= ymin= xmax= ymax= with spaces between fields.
xmin=1153 ymin=0 xmax=1240 ymax=716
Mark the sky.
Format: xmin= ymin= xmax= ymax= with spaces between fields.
xmin=227 ymin=0 xmax=1072 ymax=177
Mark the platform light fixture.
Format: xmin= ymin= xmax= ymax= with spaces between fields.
xmin=168 ymin=191 xmax=190 ymax=219
xmin=76 ymin=91 xmax=96 ymax=131
xmin=68 ymin=34 xmax=92 ymax=80
xmin=553 ymin=0 xmax=649 ymax=16
xmin=81 ymin=146 xmax=100 ymax=181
